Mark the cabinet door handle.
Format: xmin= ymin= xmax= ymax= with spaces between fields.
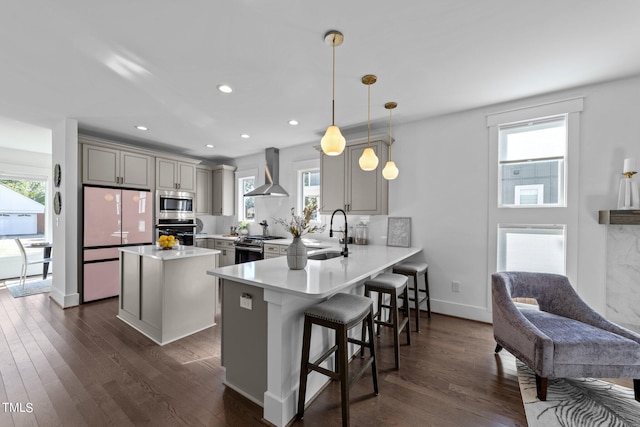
xmin=223 ymin=249 xmax=226 ymax=256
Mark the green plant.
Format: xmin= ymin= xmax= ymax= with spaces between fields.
xmin=238 ymin=220 xmax=250 ymax=229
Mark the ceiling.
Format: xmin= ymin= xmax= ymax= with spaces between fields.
xmin=2 ymin=1 xmax=640 ymax=160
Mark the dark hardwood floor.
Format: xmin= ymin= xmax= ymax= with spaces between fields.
xmin=0 ymin=286 xmax=529 ymax=427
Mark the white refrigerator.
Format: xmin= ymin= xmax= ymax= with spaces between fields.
xmin=82 ymin=186 xmax=153 ymax=303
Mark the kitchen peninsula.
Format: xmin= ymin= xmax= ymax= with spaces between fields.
xmin=119 ymin=245 xmax=220 ymax=345
xmin=207 ymin=244 xmax=421 ymax=427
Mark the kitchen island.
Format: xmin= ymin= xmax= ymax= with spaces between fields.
xmin=119 ymin=245 xmax=220 ymax=345
xmin=206 ymin=244 xmax=421 ymax=427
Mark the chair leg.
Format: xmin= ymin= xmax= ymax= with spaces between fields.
xmin=494 ymin=344 xmax=503 ymax=353
xmin=424 ymin=269 xmax=431 ymax=318
xmin=296 ymin=317 xmax=312 ymax=420
xmin=376 ymin=292 xmax=383 ymax=336
xmin=337 ymin=324 xmax=350 ymax=427
xmin=367 ymin=309 xmax=379 ymax=395
xmin=412 ymin=272 xmax=421 ymax=332
xmin=403 ymin=285 xmax=411 ymax=346
xmin=535 ymin=375 xmax=548 ymax=401
xmin=634 ymin=379 xmax=640 ymax=402
xmin=391 ymin=290 xmax=400 ymax=370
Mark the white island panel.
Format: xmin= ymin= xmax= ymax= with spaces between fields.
xmin=119 ymin=245 xmax=220 ymax=345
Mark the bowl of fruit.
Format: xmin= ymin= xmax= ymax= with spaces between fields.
xmin=157 ymin=235 xmax=178 ymax=250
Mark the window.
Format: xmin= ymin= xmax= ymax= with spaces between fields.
xmin=497 ymin=225 xmax=565 ymax=274
xmin=487 ymin=98 xmax=582 ymax=284
xmin=514 ymin=184 xmax=544 ymax=205
xmin=498 ymin=116 xmax=566 ymax=207
xmin=238 ymin=176 xmax=255 ymax=222
xmin=298 ymin=169 xmax=320 ymax=221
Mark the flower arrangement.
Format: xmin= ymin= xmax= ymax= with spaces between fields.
xmin=273 ymin=201 xmax=326 ymax=238
xmin=238 ymin=220 xmax=249 ymax=230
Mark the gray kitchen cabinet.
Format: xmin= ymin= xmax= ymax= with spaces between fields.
xmin=212 ymin=165 xmax=236 ymax=216
xmin=196 ymin=167 xmax=212 ymax=214
xmin=263 ymin=243 xmax=282 ymax=259
xmin=156 ymin=157 xmax=197 ymax=191
xmin=82 ymin=144 xmax=154 ymax=189
xmin=215 ymin=239 xmax=236 ymax=266
xmin=195 ymin=238 xmax=208 ymax=248
xmin=320 ymin=135 xmax=390 ymax=215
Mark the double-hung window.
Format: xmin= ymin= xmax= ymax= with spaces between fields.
xmin=237 ymin=173 xmax=256 ymax=222
xmin=298 ymin=169 xmax=320 ymax=221
xmin=498 ymin=116 xmax=567 ymax=207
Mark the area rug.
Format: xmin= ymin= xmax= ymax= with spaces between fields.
xmin=517 ymin=359 xmax=640 ymax=427
xmin=5 ymin=278 xmax=52 ymax=298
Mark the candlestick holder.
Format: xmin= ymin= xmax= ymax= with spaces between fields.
xmin=617 ymin=171 xmax=639 ymax=209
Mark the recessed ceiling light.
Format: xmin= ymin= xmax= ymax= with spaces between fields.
xmin=240 ymin=133 xmax=250 ymax=139
xmin=205 ymin=144 xmax=214 ymax=148
xmin=217 ymin=84 xmax=233 ymax=93
xmin=135 ymin=125 xmax=148 ymax=131
xmin=288 ymin=120 xmax=299 ymax=126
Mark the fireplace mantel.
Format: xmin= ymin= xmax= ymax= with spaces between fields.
xmin=599 ymin=210 xmax=640 ymax=225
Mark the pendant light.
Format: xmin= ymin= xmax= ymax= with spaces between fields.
xmin=382 ymin=102 xmax=399 ymax=180
xmin=320 ymin=30 xmax=346 ymax=156
xmin=358 ymin=74 xmax=379 ymax=171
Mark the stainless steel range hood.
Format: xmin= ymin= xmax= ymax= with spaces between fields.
xmin=244 ymin=147 xmax=289 ymax=197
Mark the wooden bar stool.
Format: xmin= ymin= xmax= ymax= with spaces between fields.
xmin=363 ymin=273 xmax=410 ymax=370
xmin=297 ymin=293 xmax=378 ymax=427
xmin=393 ymin=261 xmax=430 ymax=331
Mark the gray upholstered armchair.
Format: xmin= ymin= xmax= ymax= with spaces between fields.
xmin=492 ymin=271 xmax=640 ymax=402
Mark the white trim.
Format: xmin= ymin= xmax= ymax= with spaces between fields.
xmin=486 ymin=97 xmax=584 ymax=127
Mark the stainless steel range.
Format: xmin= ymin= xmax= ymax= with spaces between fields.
xmin=234 ymin=235 xmax=284 ymax=263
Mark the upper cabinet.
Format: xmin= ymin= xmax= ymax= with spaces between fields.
xmin=82 ymin=144 xmax=154 ymax=189
xmin=212 ymin=165 xmax=236 ymax=216
xmin=320 ymin=135 xmax=390 ymax=215
xmin=156 ymin=158 xmax=197 ymax=192
xmin=195 ymin=167 xmax=212 ymax=215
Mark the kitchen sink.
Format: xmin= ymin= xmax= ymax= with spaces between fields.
xmin=308 ymin=251 xmax=343 ymax=260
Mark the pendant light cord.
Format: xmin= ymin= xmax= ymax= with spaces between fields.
xmin=389 ymin=107 xmax=393 ymax=159
xmin=331 ymin=36 xmax=336 ymax=126
xmin=367 ymin=83 xmax=371 ymax=147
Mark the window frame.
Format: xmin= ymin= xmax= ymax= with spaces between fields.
xmin=236 ymin=169 xmax=258 ymax=223
xmin=297 ymin=167 xmax=320 ymax=222
xmin=497 ymin=115 xmax=568 ymax=208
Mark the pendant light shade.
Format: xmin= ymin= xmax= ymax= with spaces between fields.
xmin=382 ymin=160 xmax=399 ymax=180
xmin=321 ymin=30 xmax=346 ymax=156
xmin=359 ymin=147 xmax=379 ymax=170
xmin=382 ymin=102 xmax=399 ymax=180
xmin=321 ymin=125 xmax=346 ymax=156
xmin=359 ymin=74 xmax=379 ymax=171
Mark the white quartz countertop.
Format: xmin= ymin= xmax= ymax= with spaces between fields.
xmin=207 ymin=244 xmax=421 ymax=299
xmin=195 ymin=234 xmax=239 ymax=240
xmin=120 ymin=245 xmax=221 ymax=260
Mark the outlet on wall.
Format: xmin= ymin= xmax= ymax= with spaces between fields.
xmin=452 ymin=281 xmax=461 ymax=292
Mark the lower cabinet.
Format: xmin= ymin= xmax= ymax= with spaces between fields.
xmin=215 ymin=239 xmax=236 ymax=266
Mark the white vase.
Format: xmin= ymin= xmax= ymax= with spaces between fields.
xmin=287 ymin=237 xmax=307 ymax=270
xmin=240 ymin=228 xmax=249 ymax=235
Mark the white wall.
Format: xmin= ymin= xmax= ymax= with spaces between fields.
xmin=227 ymin=74 xmax=640 ymax=326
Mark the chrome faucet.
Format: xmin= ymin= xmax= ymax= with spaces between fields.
xmin=329 ymin=209 xmax=348 ymax=257
xmin=259 ymin=220 xmax=269 ymax=237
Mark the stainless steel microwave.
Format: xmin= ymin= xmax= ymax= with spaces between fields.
xmin=156 ymin=190 xmax=195 ymax=220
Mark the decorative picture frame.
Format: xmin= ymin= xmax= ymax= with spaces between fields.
xmin=387 ymin=217 xmax=411 ymax=247
xmin=53 ymin=163 xmax=61 ymax=187
xmin=53 ymin=191 xmax=62 ymax=215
